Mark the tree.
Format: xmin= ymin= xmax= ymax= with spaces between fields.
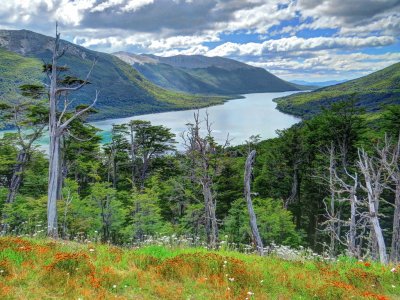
xmin=224 ymin=198 xmax=301 ymax=247
xmin=0 ymin=97 xmax=47 ymax=204
xmin=103 ymin=124 xmax=130 ymax=189
xmin=378 ymin=135 xmax=400 ymax=262
xmin=45 ymin=25 xmax=98 ymax=237
xmin=129 ymin=120 xmax=176 ymax=189
xmin=244 ymin=150 xmax=264 ymax=255
xmin=182 ymin=111 xmax=228 ymax=249
xmin=357 ymin=147 xmax=390 ymax=264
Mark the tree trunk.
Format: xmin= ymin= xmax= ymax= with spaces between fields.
xmin=390 ymin=182 xmax=400 ymax=262
xmin=129 ymin=126 xmax=136 ymax=189
xmin=244 ymin=150 xmax=264 ymax=255
xmin=6 ymin=150 xmax=29 ymax=204
xmin=47 ymin=132 xmax=60 ymax=238
xmin=349 ymin=193 xmax=357 ymax=256
xmin=202 ymin=180 xmax=218 ymax=249
xmin=285 ymin=166 xmax=299 ymax=208
xmin=366 ymin=181 xmax=387 ymax=263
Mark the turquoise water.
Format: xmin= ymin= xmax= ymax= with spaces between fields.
xmin=1 ymin=91 xmax=301 ymax=150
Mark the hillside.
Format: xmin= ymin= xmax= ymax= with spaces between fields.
xmin=0 ymin=237 xmax=399 ymax=300
xmin=114 ymin=52 xmax=302 ymax=95
xmin=275 ymin=62 xmax=400 ymax=118
xmin=0 ymin=30 xmax=228 ymax=120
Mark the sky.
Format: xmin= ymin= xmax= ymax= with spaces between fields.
xmin=0 ymin=0 xmax=399 ymax=81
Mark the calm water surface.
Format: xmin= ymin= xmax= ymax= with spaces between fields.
xmin=92 ymin=91 xmax=301 ymax=147
xmin=1 ymin=91 xmax=301 ymax=150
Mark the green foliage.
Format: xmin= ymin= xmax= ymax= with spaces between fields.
xmin=224 ymin=198 xmax=302 ymax=246
xmin=0 ymin=48 xmax=44 ymax=104
xmin=129 ymin=190 xmax=172 ymax=241
xmin=275 ymin=62 xmax=400 ymax=118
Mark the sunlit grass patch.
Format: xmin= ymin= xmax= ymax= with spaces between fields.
xmin=0 ymin=237 xmax=399 ymax=299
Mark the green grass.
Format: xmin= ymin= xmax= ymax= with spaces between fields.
xmin=0 ymin=237 xmax=399 ymax=299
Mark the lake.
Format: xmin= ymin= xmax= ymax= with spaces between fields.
xmin=1 ymin=91 xmax=301 ymax=150
xmin=91 ymin=91 xmax=301 ymax=147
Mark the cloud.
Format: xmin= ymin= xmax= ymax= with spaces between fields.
xmin=205 ymin=36 xmax=395 ymax=57
xmin=0 ymin=0 xmax=398 ymax=81
xmin=247 ymin=51 xmax=400 ymax=81
xmin=55 ymin=0 xmax=96 ymax=26
xmin=121 ymin=0 xmax=154 ymax=12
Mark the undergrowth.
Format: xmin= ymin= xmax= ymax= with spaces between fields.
xmin=0 ymin=237 xmax=399 ymax=299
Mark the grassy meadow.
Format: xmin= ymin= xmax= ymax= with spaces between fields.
xmin=0 ymin=237 xmax=399 ymax=299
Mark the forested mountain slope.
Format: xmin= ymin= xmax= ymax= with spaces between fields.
xmin=114 ymin=52 xmax=303 ymax=95
xmin=274 ymin=62 xmax=400 ymax=118
xmin=0 ymin=30 xmax=228 ymax=120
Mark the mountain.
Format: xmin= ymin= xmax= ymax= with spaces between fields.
xmin=0 ymin=30 xmax=228 ymax=120
xmin=289 ymin=79 xmax=347 ymax=88
xmin=113 ymin=52 xmax=302 ymax=95
xmin=274 ymin=62 xmax=400 ymax=118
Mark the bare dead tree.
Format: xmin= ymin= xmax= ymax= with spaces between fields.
xmin=323 ymin=144 xmax=363 ymax=257
xmin=182 ymin=111 xmax=229 ymax=249
xmin=358 ymin=147 xmax=389 ymax=264
xmin=244 ymin=150 xmax=264 ymax=255
xmin=45 ymin=24 xmax=98 ymax=238
xmin=378 ymin=134 xmax=400 ymax=262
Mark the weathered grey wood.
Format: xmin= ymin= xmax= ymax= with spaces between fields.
xmin=46 ymin=25 xmax=98 ymax=238
xmin=182 ymin=111 xmax=222 ymax=249
xmin=244 ymin=150 xmax=264 ymax=255
xmin=358 ymin=149 xmax=388 ymax=264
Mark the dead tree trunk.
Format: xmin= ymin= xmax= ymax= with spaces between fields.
xmin=46 ymin=25 xmax=98 ymax=238
xmin=358 ymin=149 xmax=388 ymax=264
xmin=182 ymin=111 xmax=226 ymax=249
xmin=202 ymin=179 xmax=218 ymax=248
xmin=391 ymin=183 xmax=400 ymax=262
xmin=244 ymin=150 xmax=264 ymax=255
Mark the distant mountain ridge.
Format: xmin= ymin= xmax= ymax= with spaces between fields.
xmin=275 ymin=62 xmax=400 ymax=118
xmin=289 ymin=79 xmax=347 ymax=88
xmin=113 ymin=52 xmax=303 ymax=95
xmin=0 ymin=29 xmax=228 ymax=120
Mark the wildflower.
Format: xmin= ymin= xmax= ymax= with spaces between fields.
xmin=247 ymin=291 xmax=254 ymax=295
xmin=89 ymin=248 xmax=95 ymax=252
xmin=392 ymin=285 xmax=396 ymax=288
xmin=226 ymin=287 xmax=230 ymax=291
xmin=224 ymin=260 xmax=227 ymax=264
xmin=228 ymin=277 xmax=235 ymax=282
xmin=391 ymin=267 xmax=397 ymax=273
xmin=260 ymin=280 xmax=264 ymax=283
xmin=364 ymin=262 xmax=371 ymax=267
xmin=112 ymin=285 xmax=117 ymax=288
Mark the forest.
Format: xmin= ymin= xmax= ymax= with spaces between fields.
xmin=1 ymin=29 xmax=400 ymax=269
